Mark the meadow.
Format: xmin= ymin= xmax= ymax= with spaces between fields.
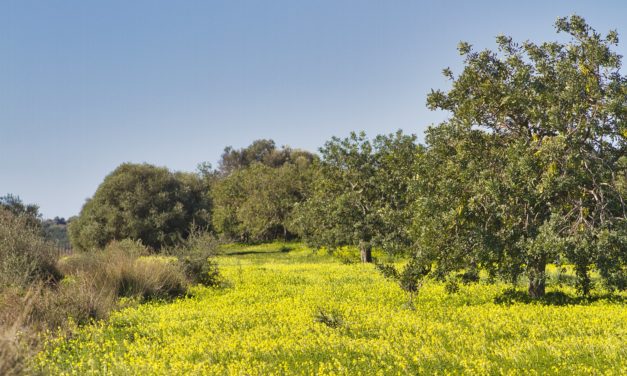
xmin=35 ymin=243 xmax=627 ymax=375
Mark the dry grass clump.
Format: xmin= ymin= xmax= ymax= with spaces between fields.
xmin=55 ymin=239 xmax=189 ymax=319
xmin=0 ymin=289 xmax=38 ymax=376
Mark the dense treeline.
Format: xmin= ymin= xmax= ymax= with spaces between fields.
xmin=64 ymin=15 xmax=625 ymax=299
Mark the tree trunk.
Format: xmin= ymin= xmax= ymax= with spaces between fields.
xmin=359 ymin=241 xmax=372 ymax=263
xmin=527 ymin=257 xmax=547 ymax=299
xmin=575 ymin=263 xmax=591 ymax=296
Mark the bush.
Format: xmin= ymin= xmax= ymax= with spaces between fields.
xmin=30 ymin=279 xmax=117 ymax=328
xmin=169 ymin=230 xmax=221 ymax=286
xmin=313 ymin=307 xmax=346 ymax=329
xmin=0 ymin=209 xmax=63 ymax=375
xmin=0 ymin=288 xmax=39 ymax=376
xmin=0 ymin=209 xmax=61 ymax=289
xmin=69 ymin=163 xmax=211 ymax=251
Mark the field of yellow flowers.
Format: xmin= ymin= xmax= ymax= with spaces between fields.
xmin=37 ymin=243 xmax=627 ymax=375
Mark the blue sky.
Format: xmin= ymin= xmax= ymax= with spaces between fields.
xmin=1 ymin=1 xmax=626 ymax=218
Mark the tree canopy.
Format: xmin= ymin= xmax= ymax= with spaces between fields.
xmin=0 ymin=194 xmax=41 ymax=229
xmin=217 ymin=139 xmax=315 ymax=176
xmin=212 ymin=142 xmax=316 ymax=242
xmin=294 ymin=130 xmax=419 ymax=262
xmin=414 ymin=15 xmax=627 ymax=297
xmin=69 ymin=163 xmax=211 ymax=251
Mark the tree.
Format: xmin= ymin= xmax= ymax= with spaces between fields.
xmin=211 ymin=150 xmax=316 ymax=242
xmin=0 ymin=194 xmax=41 ymax=229
xmin=69 ymin=163 xmax=211 ymax=251
xmin=210 ymin=167 xmax=246 ymax=240
xmin=294 ymin=131 xmax=419 ymax=262
xmin=416 ymin=15 xmax=627 ymax=297
xmin=217 ymin=139 xmax=316 ymax=175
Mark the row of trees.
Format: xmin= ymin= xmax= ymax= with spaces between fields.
xmin=70 ymin=16 xmax=625 ymax=298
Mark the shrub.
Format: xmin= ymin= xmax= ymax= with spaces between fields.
xmin=0 ymin=209 xmax=61 ymax=289
xmin=1 ymin=229 xmax=217 ymax=374
xmin=69 ymin=163 xmax=211 ymax=251
xmin=29 ymin=279 xmax=117 ymax=327
xmin=169 ymin=230 xmax=221 ymax=286
xmin=0 ymin=288 xmax=39 ymax=376
xmin=313 ymin=308 xmax=346 ymax=329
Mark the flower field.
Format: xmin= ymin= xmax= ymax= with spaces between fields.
xmin=37 ymin=243 xmax=627 ymax=375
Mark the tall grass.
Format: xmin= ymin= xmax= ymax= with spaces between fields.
xmin=0 ymin=288 xmax=38 ymax=376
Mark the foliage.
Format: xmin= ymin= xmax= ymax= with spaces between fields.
xmin=217 ymin=139 xmax=316 ymax=176
xmin=293 ymin=130 xmax=419 ymax=261
xmin=313 ymin=307 xmax=346 ymax=329
xmin=0 ymin=194 xmax=41 ymax=230
xmin=0 ymin=208 xmax=61 ymax=289
xmin=36 ymin=243 xmax=627 ymax=375
xmin=57 ymin=239 xmax=188 ymax=305
xmin=69 ymin=163 xmax=212 ymax=251
xmin=168 ymin=229 xmax=221 ymax=286
xmin=42 ymin=217 xmax=71 ymax=250
xmin=374 ymin=256 xmax=431 ymax=303
xmin=416 ymin=15 xmax=627 ymax=297
xmin=212 ymin=146 xmax=316 ymax=242
xmin=374 ymin=262 xmax=400 ymax=280
xmin=0 ymin=288 xmax=40 ymax=376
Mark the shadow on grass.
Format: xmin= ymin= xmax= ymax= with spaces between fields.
xmin=226 ymin=246 xmax=293 ymax=256
xmin=494 ymin=288 xmax=626 ymax=306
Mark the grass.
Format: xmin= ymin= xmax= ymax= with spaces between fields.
xmin=36 ymin=242 xmax=627 ymax=375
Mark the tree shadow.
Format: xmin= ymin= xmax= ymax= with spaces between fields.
xmin=226 ymin=246 xmax=293 ymax=256
xmin=494 ymin=288 xmax=626 ymax=306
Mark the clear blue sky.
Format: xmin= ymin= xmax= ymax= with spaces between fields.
xmin=1 ymin=1 xmax=625 ymax=218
